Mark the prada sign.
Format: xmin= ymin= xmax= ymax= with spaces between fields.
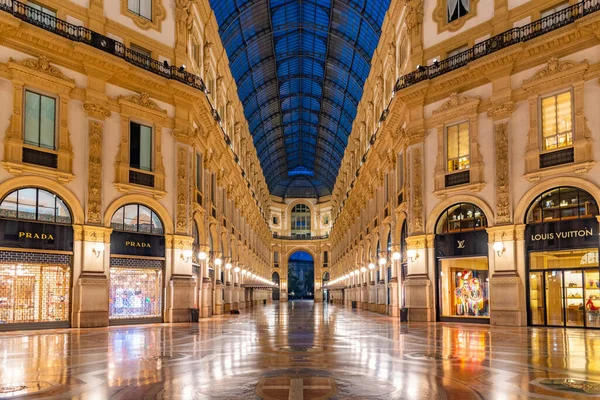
xmin=0 ymin=219 xmax=73 ymax=251
xmin=526 ymin=219 xmax=599 ymax=251
xmin=111 ymin=231 xmax=164 ymax=257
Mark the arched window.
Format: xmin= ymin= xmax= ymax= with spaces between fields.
xmin=322 ymin=271 xmax=330 ymax=282
xmin=0 ymin=187 xmax=71 ymax=224
xmin=526 ymin=187 xmax=598 ymax=224
xmin=387 ymin=231 xmax=392 ymax=253
xmin=291 ymin=203 xmax=311 ymax=237
xmin=436 ymin=203 xmax=487 ymax=234
xmin=110 ymin=204 xmax=163 ymax=234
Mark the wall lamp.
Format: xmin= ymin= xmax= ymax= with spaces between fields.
xmin=92 ymin=243 xmax=105 ymax=258
xmin=234 ymin=266 xmax=240 ymax=273
xmin=360 ymin=266 xmax=367 ymax=273
xmin=368 ymin=263 xmax=376 ymax=270
xmin=406 ymin=249 xmax=419 ymax=263
xmin=181 ymin=249 xmax=193 ymax=263
xmin=493 ymin=242 xmax=506 ymax=257
xmin=378 ymin=257 xmax=387 ymax=266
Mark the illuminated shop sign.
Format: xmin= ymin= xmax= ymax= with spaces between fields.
xmin=0 ymin=219 xmax=73 ymax=251
xmin=110 ymin=231 xmax=164 ymax=257
xmin=526 ymin=219 xmax=599 ymax=252
xmin=435 ymin=230 xmax=488 ymax=257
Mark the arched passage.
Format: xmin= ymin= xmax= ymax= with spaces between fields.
xmin=287 ymin=251 xmax=314 ymax=300
xmin=272 ymin=271 xmax=280 ymax=301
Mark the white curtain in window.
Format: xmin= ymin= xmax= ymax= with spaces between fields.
xmin=128 ymin=0 xmax=139 ymax=14
xmin=140 ymin=0 xmax=152 ymax=20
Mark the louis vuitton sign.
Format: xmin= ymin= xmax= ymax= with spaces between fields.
xmin=526 ymin=219 xmax=599 ymax=252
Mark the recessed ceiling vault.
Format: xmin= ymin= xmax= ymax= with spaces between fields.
xmin=209 ymin=0 xmax=391 ymax=198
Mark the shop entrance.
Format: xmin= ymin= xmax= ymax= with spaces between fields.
xmin=529 ymin=250 xmax=599 ymax=328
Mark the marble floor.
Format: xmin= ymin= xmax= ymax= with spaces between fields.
xmin=1 ymin=302 xmax=600 ymax=399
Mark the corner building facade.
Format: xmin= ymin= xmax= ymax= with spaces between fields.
xmin=0 ymin=0 xmax=273 ymax=330
xmin=328 ymin=0 xmax=600 ymax=329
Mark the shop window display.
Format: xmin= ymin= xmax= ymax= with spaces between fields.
xmin=529 ymin=249 xmax=600 ymax=328
xmin=109 ymin=268 xmax=162 ymax=319
xmin=439 ymin=257 xmax=489 ymax=318
xmin=526 ymin=187 xmax=598 ymax=224
xmin=436 ymin=203 xmax=486 ymax=234
xmin=0 ymin=264 xmax=70 ymax=324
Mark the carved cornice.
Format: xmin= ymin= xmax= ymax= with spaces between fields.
xmin=432 ymin=92 xmax=481 ymax=123
xmin=83 ymin=102 xmax=111 ymax=120
xmin=487 ymin=102 xmax=515 ymax=121
xmin=522 ymin=57 xmax=589 ymax=93
xmin=9 ymin=56 xmax=74 ymax=83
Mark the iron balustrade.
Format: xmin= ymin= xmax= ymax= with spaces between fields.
xmin=394 ymin=0 xmax=600 ymax=92
xmin=272 ymin=233 xmax=329 ymax=240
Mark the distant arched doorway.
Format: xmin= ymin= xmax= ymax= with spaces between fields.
xmin=287 ymin=251 xmax=314 ymax=300
xmin=272 ymin=272 xmax=280 ymax=301
xmin=322 ymin=271 xmax=330 ymax=302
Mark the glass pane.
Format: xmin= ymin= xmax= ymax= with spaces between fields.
xmin=17 ymin=188 xmax=37 ymax=220
xmin=37 ymin=189 xmax=56 ymax=222
xmin=529 ymin=271 xmax=545 ymax=325
xmin=0 ymin=191 xmax=18 ymax=218
xmin=128 ymin=0 xmax=139 ymax=14
xmin=129 ymin=122 xmax=140 ymax=168
xmin=55 ymin=197 xmax=71 ymax=224
xmin=110 ymin=207 xmax=124 ymax=230
xmin=140 ymin=0 xmax=152 ymax=20
xmin=565 ymin=270 xmax=584 ymax=327
xmin=109 ymin=268 xmax=162 ymax=319
xmin=579 ymin=189 xmax=599 ymax=217
xmin=123 ymin=204 xmax=139 ymax=232
xmin=527 ymin=196 xmax=542 ymax=223
xmin=558 ymin=187 xmax=579 ymax=220
xmin=556 ymin=91 xmax=572 ymax=135
xmin=439 ymin=257 xmax=489 ymax=317
xmin=40 ymin=95 xmax=55 ymax=149
xmin=545 ymin=270 xmax=564 ymax=326
xmin=540 ymin=188 xmax=560 ymax=222
xmin=24 ymin=91 xmax=40 ymax=146
xmin=137 ymin=205 xmax=153 ymax=233
xmin=447 ymin=125 xmax=458 ymax=159
xmin=458 ymin=123 xmax=469 ymax=157
xmin=585 ymin=270 xmax=600 ymax=328
xmin=139 ymin=125 xmax=152 ymax=171
xmin=541 ymin=96 xmax=557 ymax=139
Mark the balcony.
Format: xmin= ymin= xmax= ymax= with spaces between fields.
xmin=272 ymin=233 xmax=329 ymax=240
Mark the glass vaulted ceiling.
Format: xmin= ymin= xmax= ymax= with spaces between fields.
xmin=209 ymin=0 xmax=391 ymax=198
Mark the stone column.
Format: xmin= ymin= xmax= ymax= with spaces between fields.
xmin=214 ymin=260 xmax=223 ymax=315
xmin=368 ymin=268 xmax=377 ymax=312
xmin=224 ymin=267 xmax=233 ymax=313
xmin=201 ymin=258 xmax=212 ymax=318
xmin=165 ymin=235 xmax=194 ymax=323
xmin=405 ymin=235 xmax=435 ymax=321
xmin=389 ymin=258 xmax=399 ymax=317
xmin=72 ymin=226 xmax=111 ymax=328
xmin=377 ymin=267 xmax=387 ymax=315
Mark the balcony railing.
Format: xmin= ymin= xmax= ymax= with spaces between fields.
xmin=394 ymin=0 xmax=600 ymax=92
xmin=272 ymin=233 xmax=329 ymax=240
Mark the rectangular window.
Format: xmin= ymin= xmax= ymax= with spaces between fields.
xmin=447 ymin=0 xmax=469 ymax=23
xmin=129 ymin=121 xmax=153 ymax=171
xmin=191 ymin=40 xmax=200 ymax=64
xmin=128 ymin=0 xmax=152 ymax=21
xmin=24 ymin=91 xmax=56 ymax=150
xmin=130 ymin=43 xmax=152 ymax=58
xmin=446 ymin=122 xmax=470 ymax=172
xmin=196 ymin=152 xmax=203 ymax=192
xmin=211 ymin=174 xmax=216 ymax=204
xmin=397 ymin=153 xmax=404 ymax=192
xmin=541 ymin=91 xmax=573 ymax=151
xmin=541 ymin=1 xmax=570 ymax=18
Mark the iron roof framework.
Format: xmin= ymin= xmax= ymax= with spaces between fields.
xmin=209 ymin=0 xmax=390 ymax=198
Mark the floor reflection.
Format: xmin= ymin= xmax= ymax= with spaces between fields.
xmin=1 ymin=301 xmax=600 ymax=399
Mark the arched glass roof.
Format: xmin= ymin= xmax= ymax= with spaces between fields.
xmin=209 ymin=0 xmax=391 ymax=198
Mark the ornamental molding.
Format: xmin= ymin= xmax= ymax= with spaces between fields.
xmin=8 ymin=56 xmax=74 ymax=83
xmin=118 ymin=92 xmax=166 ymax=115
xmin=494 ymin=122 xmax=511 ymax=224
xmin=487 ymin=102 xmax=515 ymax=120
xmin=83 ymin=102 xmax=111 ymax=120
xmin=522 ymin=57 xmax=589 ymax=93
xmin=120 ymin=0 xmax=166 ymax=32
xmin=432 ymin=92 xmax=480 ymax=123
xmin=404 ymin=0 xmax=424 ymax=34
xmin=87 ymin=121 xmax=103 ymax=223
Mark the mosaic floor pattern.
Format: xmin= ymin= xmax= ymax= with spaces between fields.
xmin=1 ymin=301 xmax=600 ymax=399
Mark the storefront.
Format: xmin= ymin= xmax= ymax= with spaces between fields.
xmin=0 ymin=188 xmax=73 ymax=330
xmin=435 ymin=203 xmax=490 ymax=323
xmin=109 ymin=204 xmax=165 ymax=325
xmin=526 ymin=187 xmax=600 ymax=328
xmin=192 ymin=222 xmax=201 ymax=309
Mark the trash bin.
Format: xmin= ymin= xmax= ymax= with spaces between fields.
xmin=263 ymin=299 xmax=267 ymax=305
xmin=190 ymin=308 xmax=199 ymax=322
xmin=400 ymin=308 xmax=408 ymax=322
xmin=351 ymin=301 xmax=357 ymax=309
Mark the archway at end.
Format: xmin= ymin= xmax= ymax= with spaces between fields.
xmin=288 ymin=251 xmax=314 ymax=300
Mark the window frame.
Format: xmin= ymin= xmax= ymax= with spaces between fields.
xmin=445 ymin=120 xmax=471 ymax=173
xmin=127 ymin=0 xmax=153 ymax=21
xmin=23 ymin=89 xmax=57 ymax=151
xmin=447 ymin=0 xmax=470 ymax=23
xmin=538 ymin=88 xmax=574 ymax=153
xmin=129 ymin=120 xmax=154 ymax=172
xmin=109 ymin=203 xmax=164 ymax=235
xmin=0 ymin=187 xmax=72 ymax=225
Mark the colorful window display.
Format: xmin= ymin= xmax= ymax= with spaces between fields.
xmin=439 ymin=257 xmax=489 ymax=318
xmin=0 ymin=264 xmax=70 ymax=324
xmin=529 ymin=249 xmax=600 ymax=328
xmin=109 ymin=268 xmax=162 ymax=320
